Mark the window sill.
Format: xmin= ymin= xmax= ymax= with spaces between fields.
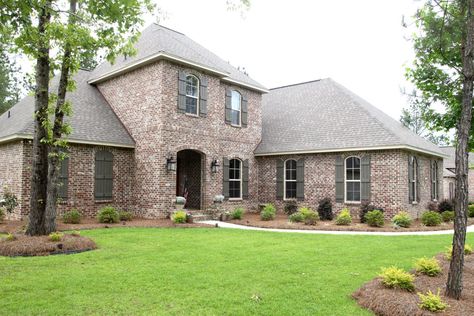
xmin=230 ymin=124 xmax=242 ymax=128
xmin=284 ymin=198 xmax=297 ymax=201
xmin=344 ymin=201 xmax=361 ymax=205
xmin=411 ymin=201 xmax=418 ymax=205
xmin=185 ymin=113 xmax=200 ymax=118
xmin=229 ymin=198 xmax=243 ymax=201
xmin=95 ymin=199 xmax=113 ymax=204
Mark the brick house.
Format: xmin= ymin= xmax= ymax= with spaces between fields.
xmin=440 ymin=146 xmax=474 ymax=202
xmin=0 ymin=24 xmax=445 ymax=220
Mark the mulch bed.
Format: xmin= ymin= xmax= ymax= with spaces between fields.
xmin=352 ymin=253 xmax=474 ymax=315
xmin=0 ymin=233 xmax=97 ymax=257
xmin=229 ymin=213 xmax=474 ymax=232
xmin=0 ymin=218 xmax=214 ymax=234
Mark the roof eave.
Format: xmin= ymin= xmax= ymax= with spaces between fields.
xmin=0 ymin=134 xmax=135 ymax=149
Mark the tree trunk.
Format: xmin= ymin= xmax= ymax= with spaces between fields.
xmin=446 ymin=0 xmax=474 ymax=299
xmin=44 ymin=0 xmax=78 ymax=234
xmin=26 ymin=1 xmax=52 ymax=236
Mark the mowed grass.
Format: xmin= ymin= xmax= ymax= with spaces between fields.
xmin=0 ymin=228 xmax=472 ymax=316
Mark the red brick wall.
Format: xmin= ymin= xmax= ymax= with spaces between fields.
xmin=0 ymin=140 xmax=24 ymax=220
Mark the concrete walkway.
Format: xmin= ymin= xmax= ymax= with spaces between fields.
xmin=199 ymin=220 xmax=474 ymax=236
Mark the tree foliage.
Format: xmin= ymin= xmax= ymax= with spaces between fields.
xmin=0 ymin=46 xmax=20 ymax=115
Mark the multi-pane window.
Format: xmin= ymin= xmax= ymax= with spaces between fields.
xmin=185 ymin=75 xmax=199 ymax=115
xmin=410 ymin=156 xmax=418 ymax=202
xmin=345 ymin=156 xmax=361 ymax=202
xmin=431 ymin=161 xmax=439 ymax=201
xmin=284 ymin=159 xmax=297 ymax=199
xmin=231 ymin=90 xmax=241 ymax=126
xmin=229 ymin=158 xmax=242 ymax=199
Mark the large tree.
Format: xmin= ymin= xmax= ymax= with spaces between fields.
xmin=0 ymin=46 xmax=20 ymax=115
xmin=406 ymin=0 xmax=474 ymax=299
xmin=0 ymin=0 xmax=155 ymax=235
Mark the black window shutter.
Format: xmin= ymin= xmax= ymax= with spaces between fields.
xmin=276 ymin=159 xmax=284 ymax=200
xmin=361 ymin=155 xmax=371 ymax=201
xmin=416 ymin=157 xmax=421 ymax=202
xmin=178 ymin=71 xmax=187 ymax=113
xmin=430 ymin=160 xmax=434 ymax=200
xmin=223 ymin=158 xmax=230 ymax=199
xmin=296 ymin=158 xmax=305 ymax=200
xmin=225 ymin=88 xmax=232 ymax=124
xmin=95 ymin=151 xmax=113 ymax=200
xmin=241 ymin=95 xmax=248 ymax=127
xmin=408 ymin=156 xmax=414 ymax=203
xmin=199 ymin=76 xmax=208 ymax=117
xmin=58 ymin=157 xmax=69 ymax=199
xmin=335 ymin=156 xmax=344 ymax=202
xmin=242 ymin=159 xmax=249 ymax=199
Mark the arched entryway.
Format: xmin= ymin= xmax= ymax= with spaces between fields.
xmin=176 ymin=149 xmax=204 ymax=210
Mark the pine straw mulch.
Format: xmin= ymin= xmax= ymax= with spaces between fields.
xmin=229 ymin=213 xmax=474 ymax=232
xmin=0 ymin=233 xmax=97 ymax=257
xmin=352 ymin=253 xmax=474 ymax=316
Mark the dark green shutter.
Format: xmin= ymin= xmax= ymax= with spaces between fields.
xmin=225 ymin=89 xmax=232 ymax=124
xmin=177 ymin=71 xmax=186 ymax=113
xmin=335 ymin=156 xmax=344 ymax=202
xmin=58 ymin=157 xmax=69 ymax=199
xmin=223 ymin=158 xmax=230 ymax=199
xmin=416 ymin=157 xmax=421 ymax=202
xmin=95 ymin=151 xmax=113 ymax=200
xmin=241 ymin=95 xmax=248 ymax=127
xmin=242 ymin=159 xmax=249 ymax=199
xmin=430 ymin=160 xmax=434 ymax=200
xmin=361 ymin=155 xmax=371 ymax=201
xmin=276 ymin=159 xmax=284 ymax=200
xmin=408 ymin=156 xmax=414 ymax=203
xmin=199 ymin=77 xmax=208 ymax=117
xmin=296 ymin=158 xmax=304 ymax=200
xmin=436 ymin=161 xmax=440 ymax=200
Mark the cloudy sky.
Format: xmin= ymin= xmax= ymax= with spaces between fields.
xmin=146 ymin=0 xmax=423 ymax=119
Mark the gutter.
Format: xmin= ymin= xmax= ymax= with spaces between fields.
xmin=0 ymin=134 xmax=135 ymax=149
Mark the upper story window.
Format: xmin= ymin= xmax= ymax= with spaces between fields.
xmin=185 ymin=75 xmax=199 ymax=115
xmin=284 ymin=159 xmax=297 ymax=199
xmin=229 ymin=158 xmax=242 ymax=199
xmin=231 ymin=90 xmax=241 ymax=126
xmin=345 ymin=156 xmax=361 ymax=202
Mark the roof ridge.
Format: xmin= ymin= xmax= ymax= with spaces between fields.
xmin=270 ymin=79 xmax=325 ymax=90
xmin=153 ymin=23 xmax=185 ymax=35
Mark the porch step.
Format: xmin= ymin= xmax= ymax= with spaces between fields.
xmin=191 ymin=213 xmax=214 ymax=222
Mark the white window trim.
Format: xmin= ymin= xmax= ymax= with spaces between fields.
xmin=230 ymin=90 xmax=242 ymax=127
xmin=411 ymin=156 xmax=418 ymax=204
xmin=284 ymin=159 xmax=297 ymax=200
xmin=185 ymin=74 xmax=199 ymax=116
xmin=344 ymin=156 xmax=361 ymax=204
xmin=229 ymin=158 xmax=242 ymax=200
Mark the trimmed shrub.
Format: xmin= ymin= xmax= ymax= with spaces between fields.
xmin=317 ymin=197 xmax=333 ymax=220
xmin=359 ymin=201 xmax=384 ymax=223
xmin=49 ymin=232 xmax=63 ymax=242
xmin=97 ymin=206 xmax=120 ymax=223
xmin=469 ymin=204 xmax=474 ymax=217
xmin=335 ymin=208 xmax=352 ymax=226
xmin=2 ymin=187 xmax=18 ymax=214
xmin=231 ymin=207 xmax=244 ymax=220
xmin=392 ymin=211 xmax=412 ymax=228
xmin=5 ymin=233 xmax=16 ymax=241
xmin=365 ymin=210 xmax=384 ymax=227
xmin=426 ymin=201 xmax=438 ymax=212
xmin=379 ymin=267 xmax=415 ymax=291
xmin=438 ymin=199 xmax=454 ymax=213
xmin=172 ymin=210 xmax=187 ymax=223
xmin=414 ymin=257 xmax=441 ymax=277
xmin=421 ymin=211 xmax=442 ymax=226
xmin=283 ymin=200 xmax=298 ymax=215
xmin=441 ymin=211 xmax=455 ymax=223
xmin=119 ymin=210 xmax=133 ymax=221
xmin=299 ymin=207 xmax=319 ymax=225
xmin=445 ymin=244 xmax=473 ymax=260
xmin=71 ymin=230 xmax=81 ymax=237
xmin=0 ymin=207 xmax=5 ymax=223
xmin=260 ymin=204 xmax=276 ymax=221
xmin=62 ymin=209 xmax=81 ymax=224
xmin=418 ymin=289 xmax=448 ymax=312
xmin=288 ymin=212 xmax=304 ymax=223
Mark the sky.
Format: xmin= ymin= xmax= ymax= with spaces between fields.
xmin=145 ymin=0 xmax=424 ymax=119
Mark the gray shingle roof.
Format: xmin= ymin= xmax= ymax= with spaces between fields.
xmin=440 ymin=146 xmax=474 ymax=177
xmin=0 ymin=70 xmax=135 ymax=147
xmin=90 ymin=24 xmax=266 ymax=91
xmin=255 ymin=78 xmax=445 ymax=157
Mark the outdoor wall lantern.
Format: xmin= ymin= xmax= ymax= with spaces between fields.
xmin=166 ymin=155 xmax=177 ymax=172
xmin=211 ymin=159 xmax=220 ymax=173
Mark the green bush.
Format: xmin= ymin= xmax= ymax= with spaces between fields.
xmin=0 ymin=207 xmax=5 ymax=223
xmin=5 ymin=233 xmax=15 ymax=241
xmin=438 ymin=199 xmax=453 ymax=213
xmin=317 ymin=197 xmax=333 ymax=220
xmin=365 ymin=210 xmax=384 ymax=227
xmin=441 ymin=211 xmax=455 ymax=223
xmin=468 ymin=204 xmax=474 ymax=217
xmin=283 ymin=200 xmax=298 ymax=215
xmin=414 ymin=257 xmax=441 ymax=277
xmin=421 ymin=211 xmax=442 ymax=226
xmin=418 ymin=289 xmax=448 ymax=312
xmin=392 ymin=211 xmax=412 ymax=228
xmin=71 ymin=230 xmax=81 ymax=237
xmin=379 ymin=267 xmax=415 ymax=291
xmin=49 ymin=232 xmax=63 ymax=242
xmin=299 ymin=207 xmax=319 ymax=225
xmin=359 ymin=201 xmax=384 ymax=223
xmin=1 ymin=186 xmax=18 ymax=214
xmin=260 ymin=204 xmax=276 ymax=221
xmin=288 ymin=212 xmax=304 ymax=223
xmin=172 ymin=210 xmax=187 ymax=224
xmin=445 ymin=244 xmax=473 ymax=260
xmin=119 ymin=210 xmax=133 ymax=221
xmin=97 ymin=206 xmax=120 ymax=223
xmin=231 ymin=208 xmax=244 ymax=220
xmin=335 ymin=209 xmax=352 ymax=226
xmin=62 ymin=209 xmax=81 ymax=224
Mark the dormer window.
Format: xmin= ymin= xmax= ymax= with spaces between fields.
xmin=185 ymin=75 xmax=199 ymax=115
xmin=231 ymin=90 xmax=241 ymax=126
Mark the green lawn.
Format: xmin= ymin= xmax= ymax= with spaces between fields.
xmin=0 ymin=228 xmax=472 ymax=315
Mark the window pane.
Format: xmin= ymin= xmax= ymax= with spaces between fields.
xmin=186 ymin=97 xmax=197 ymax=114
xmin=346 ymin=157 xmax=353 ymax=168
xmin=346 ymin=169 xmax=353 ymax=180
xmin=353 ymin=158 xmax=360 ymax=168
xmin=229 ymin=180 xmax=241 ymax=198
xmin=231 ymin=110 xmax=240 ymax=125
xmin=353 ymin=168 xmax=360 ymax=180
xmin=286 ymin=181 xmax=297 ymax=199
xmin=231 ymin=90 xmax=241 ymax=111
xmin=186 ymin=76 xmax=198 ymax=97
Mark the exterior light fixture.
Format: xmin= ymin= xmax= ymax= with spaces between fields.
xmin=211 ymin=159 xmax=220 ymax=173
xmin=166 ymin=155 xmax=177 ymax=172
